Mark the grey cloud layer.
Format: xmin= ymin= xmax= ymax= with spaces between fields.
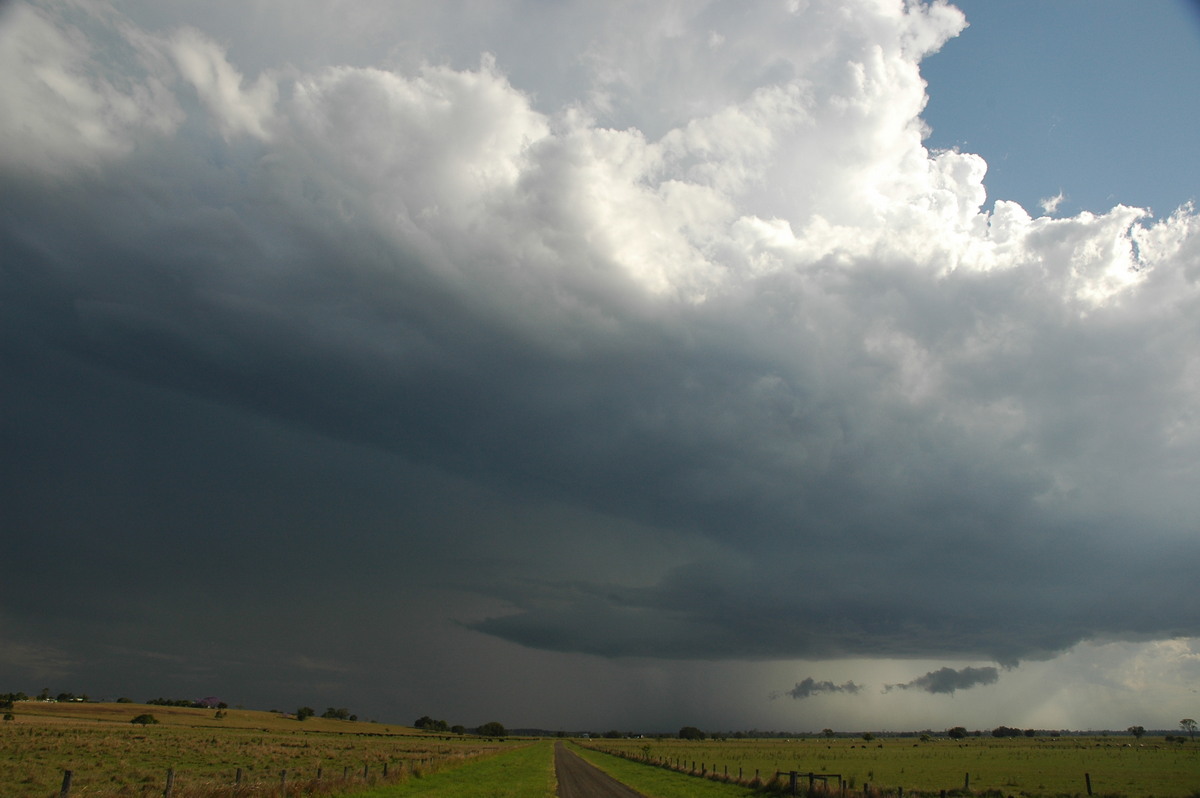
xmin=3 ymin=0 xmax=1200 ymax=698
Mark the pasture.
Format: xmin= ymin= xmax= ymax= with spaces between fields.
xmin=584 ymin=735 xmax=1200 ymax=798
xmin=0 ymin=701 xmax=510 ymax=798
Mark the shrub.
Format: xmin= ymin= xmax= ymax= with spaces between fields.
xmin=130 ymin=714 xmax=158 ymax=725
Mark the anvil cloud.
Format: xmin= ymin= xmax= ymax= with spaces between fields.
xmin=2 ymin=0 xmax=1198 ymax=731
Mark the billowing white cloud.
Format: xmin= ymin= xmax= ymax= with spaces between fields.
xmin=2 ymin=0 xmax=1199 ymax=730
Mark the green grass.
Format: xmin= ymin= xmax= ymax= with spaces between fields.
xmin=570 ymin=744 xmax=762 ymax=798
xmin=585 ymin=736 xmax=1200 ymax=798
xmin=348 ymin=741 xmax=556 ymax=798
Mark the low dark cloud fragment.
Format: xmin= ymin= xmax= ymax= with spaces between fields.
xmin=784 ymin=677 xmax=863 ymax=700
xmin=885 ymin=666 xmax=999 ymax=695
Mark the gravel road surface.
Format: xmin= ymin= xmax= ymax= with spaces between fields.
xmin=555 ymin=742 xmax=647 ymax=798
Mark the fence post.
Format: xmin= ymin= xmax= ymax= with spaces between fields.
xmin=383 ymin=762 xmax=389 ymax=778
xmin=280 ymin=770 xmax=287 ymax=791
xmin=164 ymin=769 xmax=175 ymax=798
xmin=343 ymin=766 xmax=350 ymax=780
xmin=363 ymin=763 xmax=369 ymax=779
xmin=316 ymin=766 xmax=322 ymax=781
xmin=964 ymin=773 xmax=970 ymax=791
xmin=790 ymin=771 xmax=799 ymax=796
xmin=236 ymin=767 xmax=243 ymax=785
xmin=59 ymin=770 xmax=73 ymax=798
xmin=1085 ymin=773 xmax=1093 ymax=796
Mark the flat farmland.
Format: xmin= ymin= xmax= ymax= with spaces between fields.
xmin=0 ymin=702 xmax=510 ymax=798
xmin=585 ymin=736 xmax=1200 ymax=798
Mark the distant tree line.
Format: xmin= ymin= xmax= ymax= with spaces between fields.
xmin=3 ymin=689 xmax=92 ymax=705
xmin=413 ymin=715 xmax=504 ymax=737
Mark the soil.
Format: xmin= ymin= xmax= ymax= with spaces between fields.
xmin=555 ymin=742 xmax=647 ymax=798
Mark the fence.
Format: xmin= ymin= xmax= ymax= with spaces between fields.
xmin=587 ymin=745 xmax=1105 ymax=798
xmin=55 ymin=757 xmax=441 ymax=798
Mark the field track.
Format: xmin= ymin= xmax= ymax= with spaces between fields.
xmin=555 ymin=742 xmax=645 ymax=798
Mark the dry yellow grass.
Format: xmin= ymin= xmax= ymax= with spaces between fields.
xmin=0 ymin=701 xmax=513 ymax=798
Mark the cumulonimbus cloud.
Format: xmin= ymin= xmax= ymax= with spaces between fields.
xmin=2 ymin=0 xmax=1199 ymax=682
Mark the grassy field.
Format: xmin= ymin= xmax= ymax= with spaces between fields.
xmin=583 ymin=736 xmax=1200 ymax=798
xmin=0 ymin=701 xmax=514 ymax=798
xmin=348 ymin=740 xmax=556 ymax=798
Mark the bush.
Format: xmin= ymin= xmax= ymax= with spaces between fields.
xmin=130 ymin=714 xmax=158 ymax=725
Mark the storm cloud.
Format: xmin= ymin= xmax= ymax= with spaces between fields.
xmin=784 ymin=678 xmax=864 ymax=700
xmin=886 ymin=667 xmax=1000 ymax=695
xmin=2 ymin=0 xmax=1199 ymax=730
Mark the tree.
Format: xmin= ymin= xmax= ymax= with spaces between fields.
xmin=861 ymin=732 xmax=875 ymax=742
xmin=414 ymin=715 xmax=449 ymax=732
xmin=1128 ymin=726 xmax=1146 ymax=739
xmin=1181 ymin=719 xmax=1197 ymax=741
xmin=822 ymin=728 xmax=836 ymax=738
xmin=477 ymin=721 xmax=506 ymax=737
xmin=130 ymin=714 xmax=158 ymax=726
xmin=679 ymin=726 xmax=705 ymax=740
xmin=296 ymin=707 xmax=315 ymax=721
xmin=947 ymin=726 xmax=968 ymax=739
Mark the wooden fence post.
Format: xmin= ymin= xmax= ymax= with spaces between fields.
xmin=164 ymin=768 xmax=175 ymax=798
xmin=964 ymin=773 xmax=970 ymax=791
xmin=1085 ymin=773 xmax=1093 ymax=796
xmin=235 ymin=767 xmax=243 ymax=785
xmin=280 ymin=769 xmax=287 ymax=790
xmin=59 ymin=770 xmax=73 ymax=798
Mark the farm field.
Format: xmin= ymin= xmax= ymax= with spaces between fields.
xmin=0 ymin=701 xmax=514 ymax=798
xmin=584 ymin=736 xmax=1200 ymax=798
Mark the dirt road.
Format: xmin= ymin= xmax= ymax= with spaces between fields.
xmin=555 ymin=742 xmax=647 ymax=798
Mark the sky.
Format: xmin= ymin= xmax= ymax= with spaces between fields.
xmin=2 ymin=0 xmax=1199 ymax=735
